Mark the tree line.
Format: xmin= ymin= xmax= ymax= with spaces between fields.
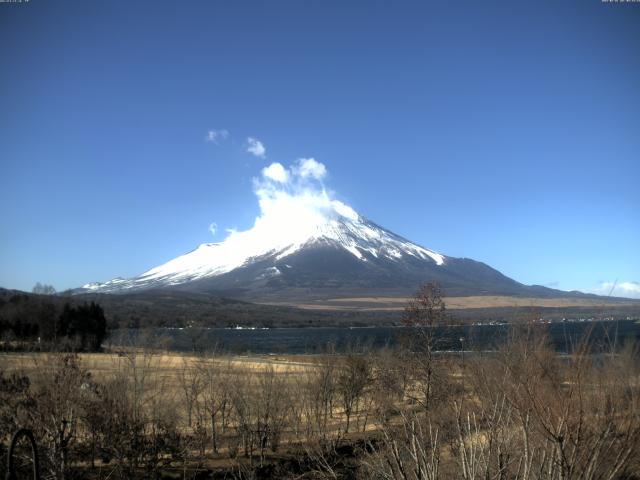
xmin=0 ymin=293 xmax=107 ymax=351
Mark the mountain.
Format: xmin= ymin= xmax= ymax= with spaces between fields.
xmin=77 ymin=203 xmax=590 ymax=302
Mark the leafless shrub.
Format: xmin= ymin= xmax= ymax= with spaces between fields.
xmin=337 ymin=353 xmax=371 ymax=434
xmin=299 ymin=353 xmax=338 ymax=441
xmin=1 ymin=315 xmax=638 ymax=479
xmin=364 ymin=411 xmax=441 ymax=480
xmin=196 ymin=350 xmax=232 ymax=454
xmin=27 ymin=353 xmax=90 ymax=480
xmin=229 ymin=366 xmax=293 ymax=464
xmin=371 ymin=348 xmax=406 ymax=423
xmin=403 ymin=283 xmax=447 ymax=411
xmin=451 ymin=323 xmax=640 ymax=480
xmin=178 ymin=356 xmax=203 ymax=428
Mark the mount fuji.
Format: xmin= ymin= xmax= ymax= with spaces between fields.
xmin=77 ymin=158 xmax=598 ymax=304
xmin=78 ymin=197 xmax=568 ymax=302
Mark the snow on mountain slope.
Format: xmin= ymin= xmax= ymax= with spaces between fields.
xmin=76 ymin=160 xmax=600 ymax=300
xmin=81 ymin=205 xmax=445 ymax=293
xmin=80 ymin=158 xmax=451 ymax=294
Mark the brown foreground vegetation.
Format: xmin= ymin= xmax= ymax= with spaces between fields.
xmin=1 ymin=322 xmax=639 ymax=479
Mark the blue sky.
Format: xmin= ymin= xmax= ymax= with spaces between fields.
xmin=1 ymin=0 xmax=639 ymax=297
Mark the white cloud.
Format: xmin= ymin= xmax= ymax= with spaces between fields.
xmin=591 ymin=281 xmax=640 ymax=299
xmin=246 ymin=137 xmax=266 ymax=158
xmin=205 ymin=129 xmax=229 ymax=144
xmin=262 ymin=162 xmax=289 ymax=183
xmin=247 ymin=158 xmax=359 ymax=246
xmin=168 ymin=158 xmax=359 ymax=278
xmin=208 ymin=222 xmax=217 ymax=236
xmin=295 ymin=157 xmax=327 ymax=181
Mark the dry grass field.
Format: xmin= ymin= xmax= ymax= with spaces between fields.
xmin=1 ymin=324 xmax=639 ymax=479
xmin=0 ymin=350 xmax=321 ymax=378
xmin=1 ymin=348 xmax=388 ymax=477
xmin=265 ymin=295 xmax=640 ymax=311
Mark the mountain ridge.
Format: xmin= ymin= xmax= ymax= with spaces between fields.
xmin=76 ymin=206 xmax=604 ymax=303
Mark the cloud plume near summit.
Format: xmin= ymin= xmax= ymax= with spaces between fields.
xmin=81 ymin=153 xmax=449 ymax=293
xmin=241 ymin=158 xmax=359 ymax=244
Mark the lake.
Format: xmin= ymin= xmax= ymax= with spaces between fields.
xmin=109 ymin=319 xmax=640 ymax=354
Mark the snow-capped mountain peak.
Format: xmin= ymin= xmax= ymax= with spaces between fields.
xmin=76 ymin=160 xmax=571 ymax=300
xmin=81 ymin=205 xmax=445 ymax=293
xmin=80 ymin=159 xmax=452 ymax=295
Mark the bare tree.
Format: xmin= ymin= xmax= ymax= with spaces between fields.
xmin=178 ymin=356 xmax=203 ymax=427
xmin=372 ymin=347 xmax=407 ymax=422
xmin=254 ymin=366 xmax=291 ymax=461
xmin=230 ymin=372 xmax=255 ymax=460
xmin=364 ymin=411 xmax=441 ymax=480
xmin=197 ymin=351 xmax=232 ymax=453
xmin=336 ymin=353 xmax=371 ymax=434
xmin=32 ymin=282 xmax=56 ymax=295
xmin=301 ymin=353 xmax=337 ymax=441
xmin=28 ymin=354 xmax=89 ymax=480
xmin=404 ymin=282 xmax=446 ymax=411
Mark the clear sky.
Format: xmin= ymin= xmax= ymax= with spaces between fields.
xmin=1 ymin=0 xmax=639 ymax=297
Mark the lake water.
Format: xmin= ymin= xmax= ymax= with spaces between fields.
xmin=109 ymin=319 xmax=640 ymax=354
